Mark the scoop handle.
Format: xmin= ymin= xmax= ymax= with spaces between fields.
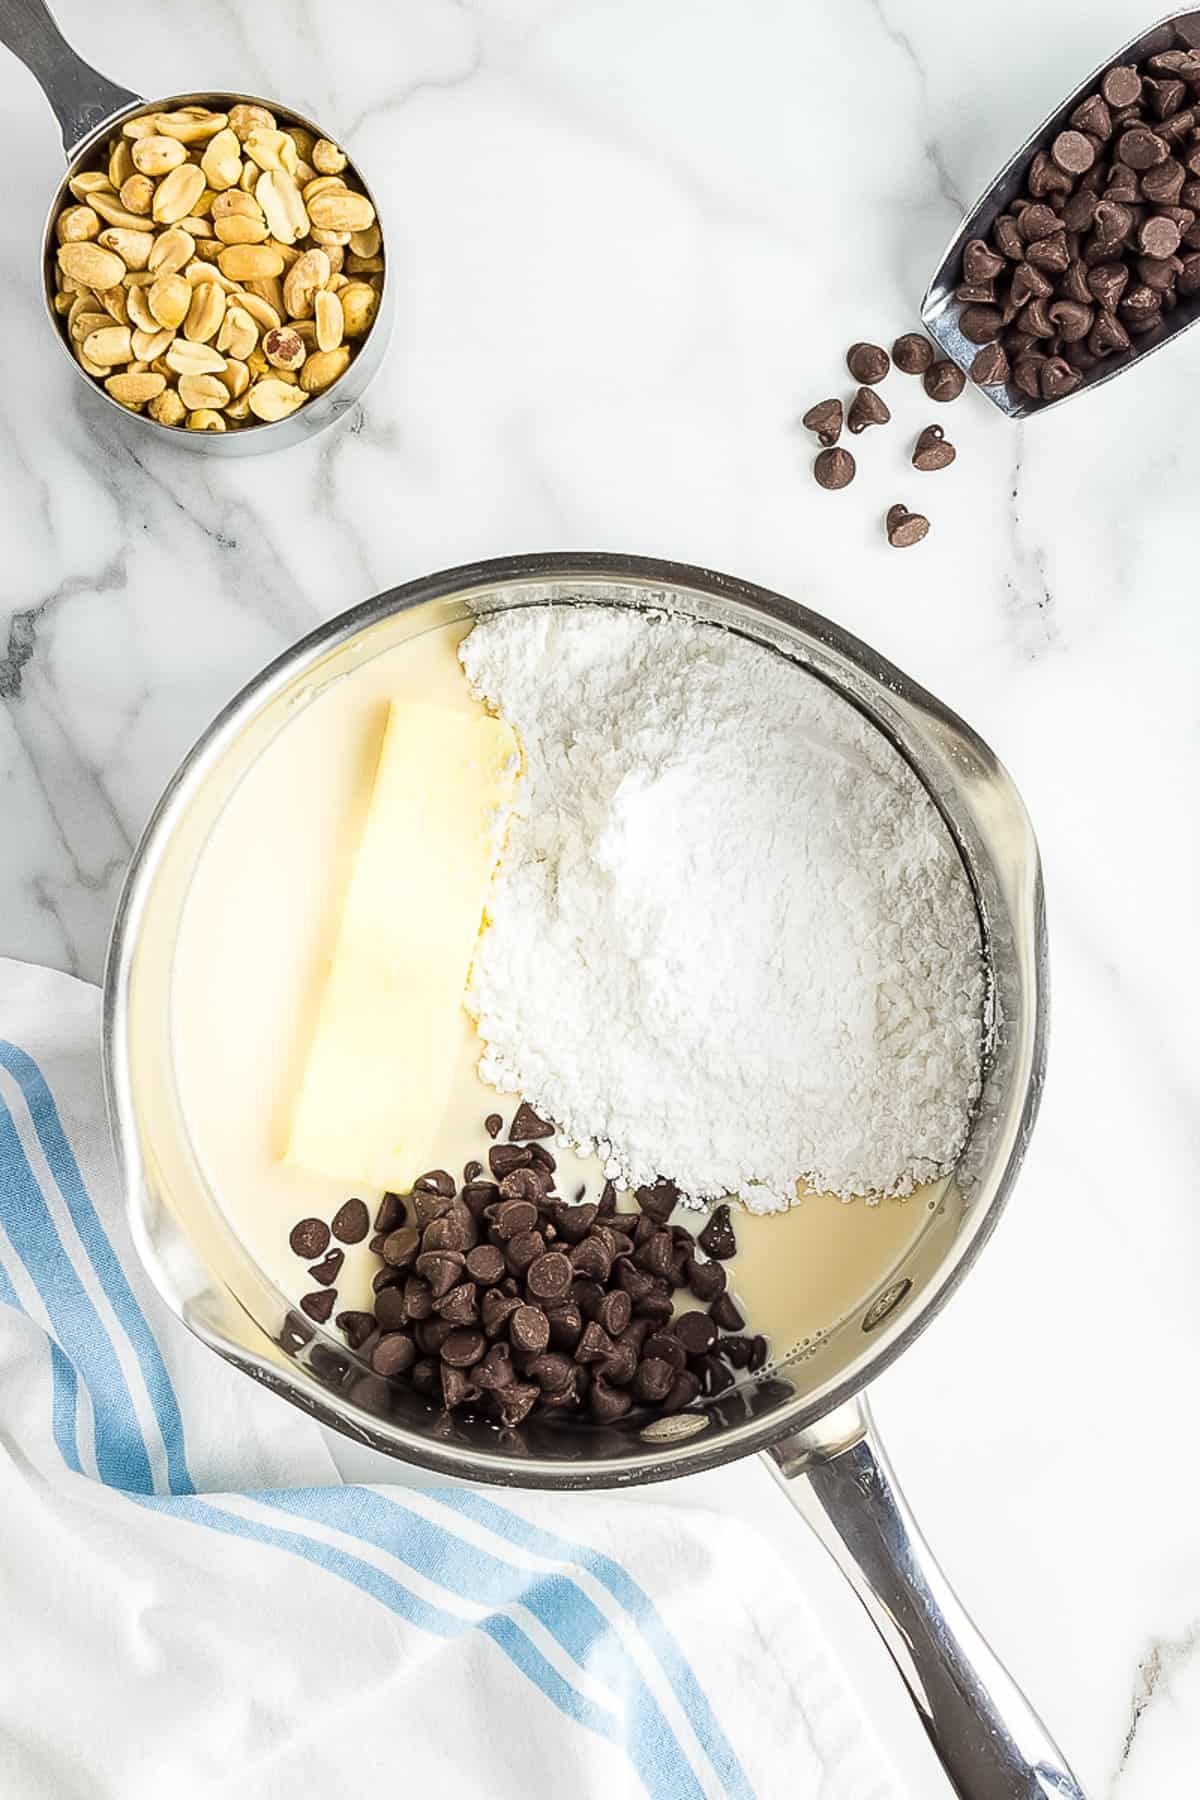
xmin=764 ymin=1397 xmax=1088 ymax=1800
xmin=0 ymin=0 xmax=139 ymax=153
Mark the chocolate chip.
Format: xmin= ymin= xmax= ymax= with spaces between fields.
xmin=441 ymin=1364 xmax=482 ymax=1410
xmin=300 ymin=1289 xmax=336 ymax=1324
xmin=435 ymin=1281 xmax=480 ymax=1325
xmin=686 ymin=1257 xmax=727 ymax=1302
xmin=509 ymin=1101 xmax=554 ymax=1141
xmin=632 ymin=1357 xmax=675 ymax=1402
xmin=663 ymin=1370 xmax=702 ymax=1413
xmin=673 ymin=1311 xmax=717 ymax=1357
xmin=528 ymin=1351 xmax=574 ymax=1392
xmin=414 ymin=1168 xmax=456 ymax=1198
xmin=372 ymin=1264 xmax=402 ymax=1293
xmin=497 ymin=1382 xmax=540 ymax=1427
xmin=526 ymin=1250 xmax=572 ymax=1302
xmin=1025 ymin=230 xmax=1070 ymax=275
xmin=422 ymin=1208 xmax=477 ymax=1253
xmin=1140 ymin=215 xmax=1182 ymax=257
xmin=386 ymin=1224 xmax=424 ymax=1267
xmin=482 ymin=1288 xmax=523 ymax=1338
xmin=308 ymin=1248 xmax=344 ymax=1287
xmin=289 ymin=1218 xmax=330 ymax=1260
xmin=1102 ymin=65 xmax=1143 ymax=109
xmin=993 ymin=214 xmax=1024 ymax=259
xmin=1018 ymin=203 xmax=1060 ymax=242
xmin=484 ymin=1112 xmax=503 ymax=1139
xmin=846 ymin=341 xmax=889 ymax=383
xmin=490 ymin=1197 xmax=538 ymax=1239
xmin=801 ymin=398 xmax=843 ymax=445
xmin=1052 ymin=129 xmax=1096 ymax=175
xmin=571 ymin=1235 xmax=614 ymax=1281
xmin=970 ymin=343 xmax=1010 ymax=386
xmin=721 ymin=1334 xmax=755 ymax=1369
xmin=1040 ymin=357 xmax=1082 ymax=400
xmin=506 ymin=1229 xmax=546 ymax=1276
xmin=465 ymin=1244 xmax=506 ymax=1285
xmin=597 ymin=1290 xmax=632 ymax=1336
xmin=501 ymin=1304 xmax=547 ymax=1359
xmin=634 ymin=1179 xmax=679 ymax=1224
xmin=1118 ymin=126 xmax=1168 ymax=170
xmin=415 ymin=1250 xmax=465 ymax=1298
xmin=412 ymin=1190 xmax=453 ymax=1231
xmin=336 ymin=1310 xmax=376 ymax=1350
xmin=374 ymin=1284 xmax=409 ymax=1330
xmin=847 ymin=387 xmax=890 ymax=433
xmin=603 ymin=1338 xmax=639 ymax=1386
xmin=813 ymin=446 xmax=856 ymax=490
xmin=372 ymin=1332 xmax=416 ymax=1377
xmin=546 ymin=1301 xmax=583 ymax=1350
xmin=911 ymin=424 xmax=956 ymax=471
xmin=643 ymin=1330 xmax=687 ymax=1373
xmin=440 ymin=1327 xmax=486 ymax=1369
xmin=329 ymin=1197 xmax=369 ymax=1245
xmin=697 ymin=1204 xmax=737 ymax=1261
xmin=463 ymin=1159 xmax=482 ymax=1184
xmin=710 ymin=1291 xmax=745 ymax=1332
xmin=697 ymin=1353 xmax=735 ymax=1396
xmin=489 ymin=1143 xmax=532 ymax=1180
xmin=555 ymin=1201 xmax=598 ymax=1241
xmin=1071 ymin=93 xmax=1113 ymax=140
xmin=922 ymin=360 xmax=965 ymax=402
xmin=590 ymin=1375 xmax=632 ymax=1422
xmin=375 ymin=1192 xmax=406 ymax=1234
xmin=886 ymin=503 xmax=930 ymax=548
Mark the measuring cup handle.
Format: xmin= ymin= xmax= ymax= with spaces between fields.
xmin=764 ymin=1397 xmax=1088 ymax=1800
xmin=0 ymin=0 xmax=139 ymax=153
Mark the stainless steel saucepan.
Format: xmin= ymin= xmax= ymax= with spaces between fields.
xmin=103 ymin=552 xmax=1080 ymax=1800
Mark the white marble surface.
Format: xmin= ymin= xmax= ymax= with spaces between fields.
xmin=3 ymin=0 xmax=1200 ymax=1794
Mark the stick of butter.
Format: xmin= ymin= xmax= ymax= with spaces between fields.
xmin=286 ymin=698 xmax=520 ymax=1189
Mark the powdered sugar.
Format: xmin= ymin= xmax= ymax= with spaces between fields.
xmin=460 ymin=605 xmax=983 ymax=1206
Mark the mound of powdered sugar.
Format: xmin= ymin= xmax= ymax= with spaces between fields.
xmin=460 ymin=605 xmax=984 ymax=1206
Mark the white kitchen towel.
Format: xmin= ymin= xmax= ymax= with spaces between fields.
xmin=0 ymin=958 xmax=900 ymax=1800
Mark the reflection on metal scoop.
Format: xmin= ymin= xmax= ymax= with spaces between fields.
xmin=922 ymin=9 xmax=1200 ymax=418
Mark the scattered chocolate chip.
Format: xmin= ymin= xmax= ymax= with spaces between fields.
xmin=923 ymin=360 xmax=965 ymax=403
xmin=846 ymin=341 xmax=890 ymax=383
xmin=509 ymin=1101 xmax=554 ymax=1141
xmin=911 ymin=424 xmax=956 ymax=471
xmin=847 ymin=387 xmax=890 ymax=433
xmin=330 ymin=1198 xmax=369 ymax=1244
xmin=710 ymin=1291 xmax=746 ymax=1332
xmin=697 ymin=1204 xmax=737 ymax=1261
xmin=634 ymin=1179 xmax=679 ymax=1224
xmin=886 ymin=503 xmax=930 ymax=548
xmin=463 ymin=1159 xmax=482 ymax=1183
xmin=813 ymin=446 xmax=856 ymax=490
xmin=308 ymin=1249 xmax=344 ymax=1287
xmin=289 ymin=1217 xmax=330 ymax=1260
xmin=484 ymin=1112 xmax=503 ymax=1139
xmin=801 ymin=397 xmax=843 ymax=444
xmin=300 ymin=1288 xmax=336 ymax=1324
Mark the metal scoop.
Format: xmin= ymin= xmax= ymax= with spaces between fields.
xmin=922 ymin=9 xmax=1200 ymax=417
xmin=1 ymin=0 xmax=393 ymax=454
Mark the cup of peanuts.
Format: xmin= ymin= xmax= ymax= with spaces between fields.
xmin=39 ymin=86 xmax=390 ymax=452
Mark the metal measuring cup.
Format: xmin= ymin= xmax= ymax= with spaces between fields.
xmin=1 ymin=0 xmax=393 ymax=453
xmin=923 ymin=8 xmax=1200 ymax=418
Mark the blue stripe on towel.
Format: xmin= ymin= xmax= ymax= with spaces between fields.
xmin=266 ymin=1485 xmax=704 ymax=1800
xmin=132 ymin=1492 xmax=625 ymax=1752
xmin=0 ymin=1255 xmax=83 ymax=1474
xmin=0 ymin=1093 xmax=152 ymax=1492
xmin=433 ymin=1489 xmax=754 ymax=1800
xmin=0 ymin=1041 xmax=194 ymax=1495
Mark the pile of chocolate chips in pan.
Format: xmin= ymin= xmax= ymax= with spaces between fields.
xmin=957 ymin=45 xmax=1200 ymax=403
xmin=288 ymin=1103 xmax=768 ymax=1428
xmin=802 ymin=336 xmax=961 ymax=546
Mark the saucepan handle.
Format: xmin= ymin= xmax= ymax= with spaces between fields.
xmin=0 ymin=0 xmax=139 ymax=154
xmin=764 ymin=1397 xmax=1088 ymax=1800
